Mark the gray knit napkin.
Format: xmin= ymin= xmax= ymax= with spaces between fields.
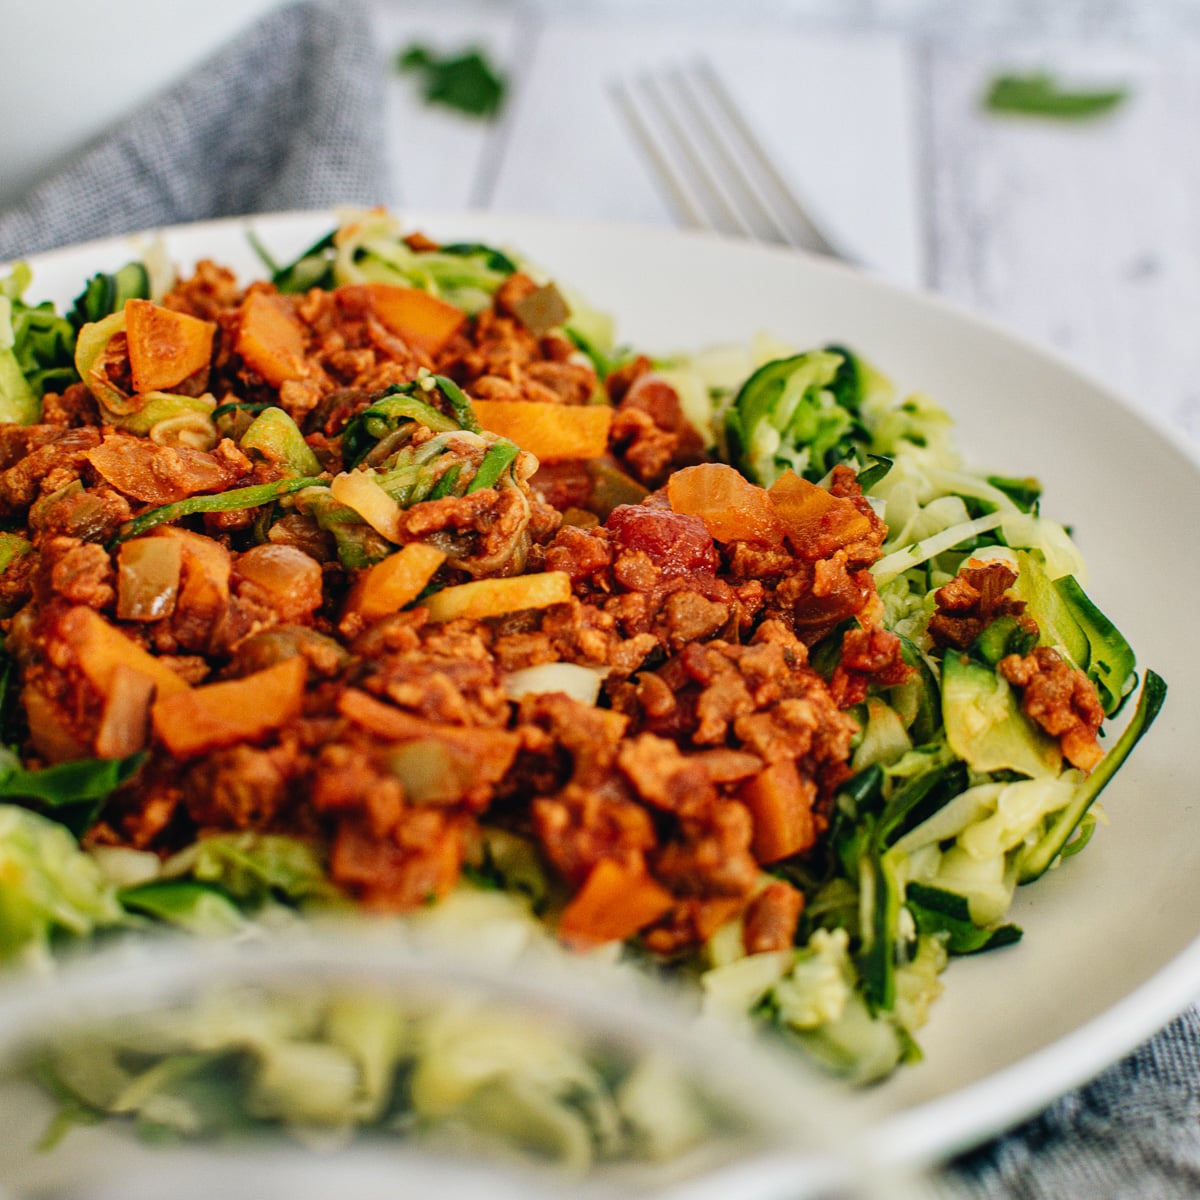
xmin=935 ymin=1003 xmax=1200 ymax=1198
xmin=0 ymin=0 xmax=390 ymax=262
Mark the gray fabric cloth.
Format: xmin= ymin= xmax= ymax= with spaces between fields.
xmin=936 ymin=1005 xmax=1200 ymax=1198
xmin=0 ymin=0 xmax=390 ymax=262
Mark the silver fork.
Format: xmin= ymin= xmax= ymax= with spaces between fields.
xmin=611 ymin=59 xmax=852 ymax=263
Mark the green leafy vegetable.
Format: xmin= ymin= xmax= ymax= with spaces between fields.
xmin=0 ymin=532 xmax=31 ymax=575
xmin=239 ymin=406 xmax=322 ymax=476
xmin=250 ymin=228 xmax=337 ymax=294
xmin=466 ymin=440 xmax=520 ymax=493
xmin=67 ymin=261 xmax=150 ymax=330
xmin=431 ymin=373 xmax=481 ymax=433
xmin=1 ymin=263 xmax=78 ymax=420
xmin=986 ymin=474 xmax=1041 ymax=513
xmin=724 ymin=350 xmax=868 ymax=486
xmin=294 ymin=490 xmax=393 ymax=571
xmin=984 ymin=72 xmax=1130 ymax=120
xmin=341 ymin=384 xmax=463 ymax=470
xmin=1053 ymin=574 xmax=1137 ymax=715
xmin=1018 ymin=670 xmax=1166 ymax=882
xmin=116 ymin=476 xmax=327 ymax=542
xmin=855 ymin=455 xmax=892 ymax=493
xmin=396 ymin=44 xmax=507 ymax=118
xmin=0 ymin=747 xmax=146 ymax=836
xmin=439 ymin=242 xmax=518 ymax=274
xmin=0 ymin=804 xmax=125 ymax=964
xmin=302 ymin=211 xmax=518 ymax=314
xmin=119 ymin=881 xmax=247 ymax=937
xmin=906 ymin=883 xmax=1022 ymax=955
xmin=162 ymin=831 xmax=339 ymax=907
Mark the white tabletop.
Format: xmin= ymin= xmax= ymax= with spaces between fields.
xmin=370 ymin=0 xmax=1200 ymax=453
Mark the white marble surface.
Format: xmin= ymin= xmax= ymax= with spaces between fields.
xmin=372 ymin=0 xmax=1200 ymax=449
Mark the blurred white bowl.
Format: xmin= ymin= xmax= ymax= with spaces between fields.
xmin=0 ymin=0 xmax=287 ymax=207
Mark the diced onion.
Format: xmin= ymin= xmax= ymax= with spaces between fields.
xmin=330 ymin=470 xmax=403 ymax=542
xmin=424 ymin=572 xmax=572 ymax=623
xmin=503 ymin=663 xmax=608 ymax=706
xmin=116 ymin=537 xmax=182 ymax=621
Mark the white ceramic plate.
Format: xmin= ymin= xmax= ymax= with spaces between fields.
xmin=11 ymin=211 xmax=1200 ymax=1171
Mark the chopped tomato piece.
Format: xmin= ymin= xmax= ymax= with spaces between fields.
xmin=606 ymin=505 xmax=718 ymax=574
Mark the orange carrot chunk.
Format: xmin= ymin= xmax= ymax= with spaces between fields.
xmin=58 ymin=606 xmax=191 ymax=700
xmin=360 ymin=283 xmax=466 ymax=357
xmin=235 ymin=290 xmax=308 ymax=386
xmin=740 ymin=758 xmax=818 ymax=863
xmin=124 ymin=299 xmax=216 ymax=395
xmin=151 ymin=656 xmax=306 ymax=758
xmin=557 ymin=857 xmax=675 ymax=949
xmin=767 ymin=469 xmax=875 ymax=561
xmin=472 ymin=400 xmax=613 ymax=462
xmin=667 ymin=462 xmax=786 ymax=545
xmin=340 ymin=543 xmax=447 ymax=632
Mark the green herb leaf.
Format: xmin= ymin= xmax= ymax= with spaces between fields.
xmin=0 ymin=750 xmax=146 ymax=836
xmin=984 ymin=72 xmax=1130 ymax=120
xmin=396 ymin=43 xmax=507 ymax=118
xmin=0 ymin=750 xmax=145 ymax=807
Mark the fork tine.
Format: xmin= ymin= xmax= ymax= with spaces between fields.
xmin=643 ymin=70 xmax=762 ymax=241
xmin=612 ymin=74 xmax=752 ymax=239
xmin=691 ymin=60 xmax=845 ymax=259
xmin=612 ymin=60 xmax=848 ymax=261
xmin=668 ymin=65 xmax=797 ymax=247
xmin=609 ymin=77 xmax=712 ymax=233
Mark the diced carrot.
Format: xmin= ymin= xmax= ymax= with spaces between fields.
xmin=57 ymin=606 xmax=190 ymax=700
xmin=557 ymin=857 xmax=675 ymax=949
xmin=471 ymin=400 xmax=613 ymax=462
xmin=124 ymin=299 xmax=216 ymax=394
xmin=423 ymin=571 xmax=571 ymax=624
xmin=235 ymin=290 xmax=307 ymax=386
xmin=767 ymin=470 xmax=875 ymax=560
xmin=666 ymin=462 xmax=785 ymax=545
xmin=359 ymin=283 xmax=466 ymax=357
xmin=739 ymin=758 xmax=818 ymax=863
xmin=151 ymin=656 xmax=307 ymax=758
xmin=340 ymin=543 xmax=446 ymax=631
xmin=338 ymin=689 xmax=519 ymax=796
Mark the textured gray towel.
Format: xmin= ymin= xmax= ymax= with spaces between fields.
xmin=0 ymin=0 xmax=390 ymax=262
xmin=938 ymin=1004 xmax=1200 ymax=1198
